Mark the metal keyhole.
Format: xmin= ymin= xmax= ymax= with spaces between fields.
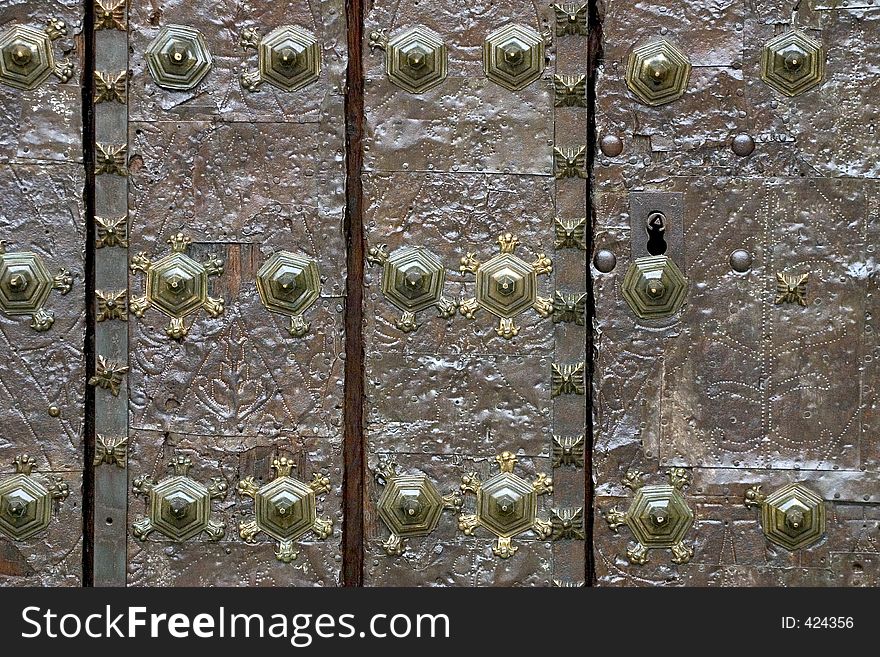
xmin=645 ymin=211 xmax=668 ymax=256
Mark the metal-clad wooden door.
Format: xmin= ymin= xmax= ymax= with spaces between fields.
xmin=592 ymin=0 xmax=880 ymax=585
xmin=92 ymin=0 xmax=349 ymax=586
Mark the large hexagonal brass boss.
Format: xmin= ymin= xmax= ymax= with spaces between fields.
xmin=483 ymin=23 xmax=545 ymax=91
xmin=625 ymin=38 xmax=691 ymax=107
xmin=378 ymin=474 xmax=445 ymax=538
xmin=148 ymin=476 xmax=212 ymax=542
xmin=476 ymin=472 xmax=538 ymax=539
xmin=382 ymin=246 xmax=446 ymax=314
xmin=627 ymin=484 xmax=693 ymax=549
xmin=0 ymin=252 xmax=52 ymax=316
xmin=761 ymin=483 xmax=825 ymax=551
xmin=146 ymin=252 xmax=209 ymax=319
xmin=386 ymin=26 xmax=447 ymax=94
xmin=0 ymin=25 xmax=54 ymax=90
xmin=621 ymin=255 xmax=687 ymax=320
xmin=0 ymin=473 xmax=53 ymax=541
xmin=256 ymin=251 xmax=321 ymax=317
xmin=475 ymin=253 xmax=537 ymax=318
xmin=254 ymin=476 xmax=316 ymax=542
xmin=258 ymin=25 xmax=321 ymax=92
xmin=760 ymin=29 xmax=825 ymax=97
xmin=146 ymin=24 xmax=213 ymax=91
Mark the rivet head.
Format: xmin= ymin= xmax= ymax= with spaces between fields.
xmin=278 ymin=47 xmax=297 ymax=67
xmin=785 ymin=508 xmax=804 ymax=530
xmin=594 ymin=249 xmax=617 ymax=273
xmin=8 ymin=499 xmax=28 ymax=517
xmin=168 ymin=496 xmax=190 ymax=519
xmin=47 ymin=405 xmax=60 ymax=417
xmin=729 ymin=249 xmax=753 ymax=273
xmin=645 ymin=280 xmax=666 ymax=299
xmin=10 ymin=44 xmax=32 ymax=66
xmin=731 ymin=134 xmax=755 ymax=157
xmin=8 ymin=274 xmax=27 ymax=292
xmin=599 ymin=135 xmax=624 ymax=157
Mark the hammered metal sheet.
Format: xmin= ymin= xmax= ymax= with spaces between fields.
xmin=365 ymin=454 xmax=552 ymax=586
xmin=0 ymin=0 xmax=84 ymax=586
xmin=364 ymin=0 xmax=585 ymax=586
xmin=126 ymin=0 xmax=346 ymax=586
xmin=593 ymin=0 xmax=880 ymax=586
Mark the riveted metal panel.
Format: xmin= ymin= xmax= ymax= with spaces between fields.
xmin=0 ymin=0 xmax=85 ymax=587
xmin=593 ymin=0 xmax=880 ymax=585
xmin=104 ymin=0 xmax=348 ymax=587
xmin=364 ymin=0 xmax=587 ymax=586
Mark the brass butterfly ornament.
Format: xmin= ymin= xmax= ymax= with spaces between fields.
xmin=774 ymin=272 xmax=809 ymax=306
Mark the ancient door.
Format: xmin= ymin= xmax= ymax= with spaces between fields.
xmin=0 ymin=0 xmax=869 ymax=589
xmin=592 ymin=1 xmax=880 ymax=585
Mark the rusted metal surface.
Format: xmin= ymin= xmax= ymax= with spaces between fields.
xmin=593 ymin=1 xmax=880 ymax=585
xmin=0 ymin=0 xmax=84 ymax=587
xmin=363 ymin=1 xmax=587 ymax=586
xmin=123 ymin=0 xmax=348 ymax=586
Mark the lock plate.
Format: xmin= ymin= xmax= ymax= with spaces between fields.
xmin=628 ymin=192 xmax=685 ymax=270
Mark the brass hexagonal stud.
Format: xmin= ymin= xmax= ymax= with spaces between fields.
xmin=145 ymin=25 xmax=213 ymax=91
xmin=476 ymin=253 xmax=537 ymax=317
xmin=239 ymin=25 xmax=321 ymax=92
xmin=761 ymin=29 xmax=825 ymax=97
xmin=621 ymin=255 xmax=688 ymax=320
xmin=605 ymin=468 xmax=694 ymax=564
xmin=0 ymin=242 xmax=73 ymax=332
xmin=130 ymin=233 xmax=224 ymax=341
xmin=625 ymin=38 xmax=691 ymax=107
xmin=382 ymin=247 xmax=445 ymax=313
xmin=483 ymin=23 xmax=546 ymax=91
xmin=238 ymin=457 xmax=333 ymax=563
xmin=379 ymin=476 xmax=444 ymax=538
xmin=0 ymin=21 xmax=73 ymax=90
xmin=0 ymin=25 xmax=53 ymax=90
xmin=458 ymin=451 xmax=553 ymax=559
xmin=459 ymin=233 xmax=553 ymax=339
xmin=745 ymin=482 xmax=826 ymax=551
xmin=367 ymin=244 xmax=456 ymax=333
xmin=383 ymin=26 xmax=447 ymax=94
xmin=373 ymin=456 xmax=461 ymax=556
xmin=478 ymin=471 xmax=538 ymax=539
xmin=132 ymin=455 xmax=227 ymax=542
xmin=0 ymin=455 xmax=69 ymax=542
xmin=255 ymin=478 xmax=315 ymax=541
xmin=628 ymin=485 xmax=693 ymax=550
xmin=256 ymin=251 xmax=321 ymax=338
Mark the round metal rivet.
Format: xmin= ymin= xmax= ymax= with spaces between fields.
xmin=731 ymin=134 xmax=755 ymax=157
xmin=594 ymin=250 xmax=617 ymax=273
xmin=729 ymin=249 xmax=753 ymax=273
xmin=47 ymin=405 xmax=60 ymax=417
xmin=599 ymin=135 xmax=624 ymax=157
